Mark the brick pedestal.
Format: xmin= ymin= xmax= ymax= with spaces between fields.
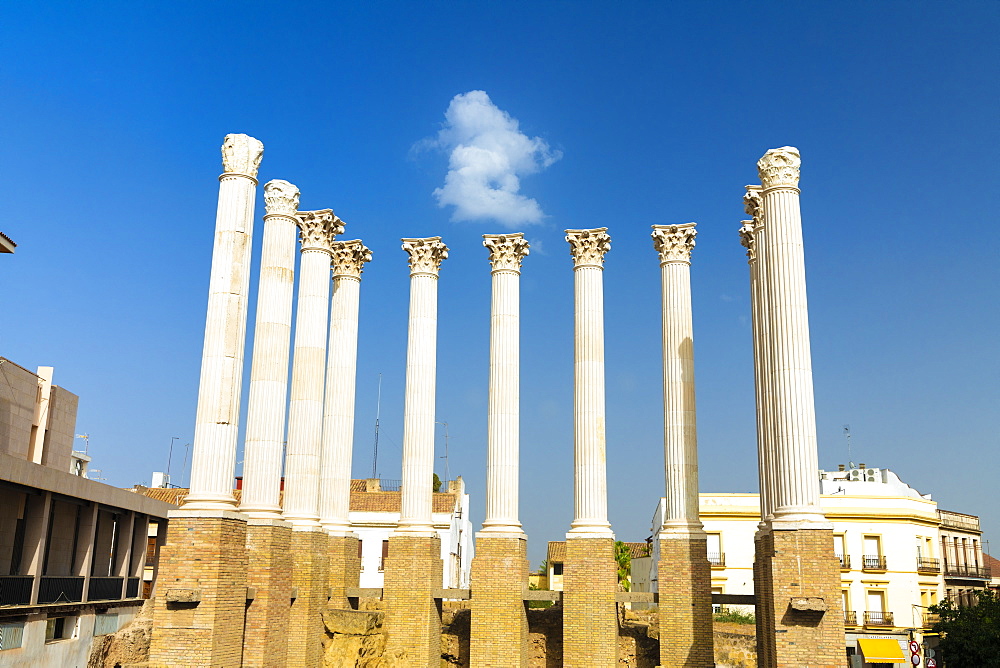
xmin=328 ymin=534 xmax=361 ymax=608
xmin=148 ymin=511 xmax=248 ymax=667
xmin=754 ymin=528 xmax=845 ymax=668
xmin=657 ymin=536 xmax=714 ymax=667
xmin=286 ymin=529 xmax=331 ymax=666
xmin=243 ymin=519 xmax=292 ymax=667
xmin=383 ymin=534 xmax=443 ymax=666
xmin=563 ymin=536 xmax=617 ymax=667
xmin=470 ymin=534 xmax=529 ymax=667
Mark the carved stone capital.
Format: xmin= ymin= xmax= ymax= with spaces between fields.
xmin=221 ymin=134 xmax=264 ymax=179
xmin=296 ymin=209 xmax=344 ymax=254
xmin=565 ymin=228 xmax=611 ymax=268
xmin=651 ymin=223 xmax=697 ymax=264
xmin=330 ymin=240 xmax=372 ymax=279
xmin=739 ymin=221 xmax=756 ymax=261
xmin=402 ymin=237 xmax=449 ymax=275
xmin=757 ymin=146 xmax=801 ymax=189
xmin=743 ymin=185 xmax=763 ymax=227
xmin=263 ymin=180 xmax=300 ymax=216
xmin=483 ymin=233 xmax=530 ymax=273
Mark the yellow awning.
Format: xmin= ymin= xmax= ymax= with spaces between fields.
xmin=858 ymin=638 xmax=907 ymax=663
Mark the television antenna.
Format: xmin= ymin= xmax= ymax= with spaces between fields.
xmin=436 ymin=421 xmax=450 ymax=484
xmin=371 ymin=374 xmax=382 ymax=479
xmin=843 ymin=425 xmax=853 ymax=465
xmin=75 ymin=433 xmax=90 ymax=454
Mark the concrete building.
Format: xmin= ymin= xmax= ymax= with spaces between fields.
xmin=0 ymin=357 xmax=173 ymax=667
xmin=636 ymin=464 xmax=991 ymax=666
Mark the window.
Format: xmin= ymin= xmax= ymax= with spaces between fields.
xmin=834 ymin=534 xmax=849 ymax=569
xmin=45 ymin=616 xmax=77 ymax=642
xmin=707 ymin=533 xmax=724 ymax=567
xmin=357 ymin=539 xmax=363 ymax=559
xmin=711 ymin=586 xmax=724 ymax=613
xmin=863 ymin=535 xmax=885 ymax=570
xmin=0 ymin=622 xmax=25 ymax=651
xmin=552 ymin=562 xmax=563 ymax=576
xmin=380 ymin=540 xmax=389 ymax=572
xmin=93 ymin=613 xmax=119 ymax=636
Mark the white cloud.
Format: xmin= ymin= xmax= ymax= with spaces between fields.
xmin=426 ymin=90 xmax=560 ymax=227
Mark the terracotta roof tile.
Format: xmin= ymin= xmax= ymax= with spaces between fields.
xmin=546 ymin=540 xmax=649 ymax=563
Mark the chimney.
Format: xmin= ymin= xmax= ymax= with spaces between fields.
xmin=838 ymin=464 xmax=845 ymax=472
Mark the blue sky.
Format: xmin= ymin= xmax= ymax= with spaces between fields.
xmin=1 ymin=2 xmax=997 ymax=566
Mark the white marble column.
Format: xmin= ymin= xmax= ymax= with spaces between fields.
xmin=756 ymin=147 xmax=826 ymax=526
xmin=282 ymin=210 xmax=343 ymax=530
xmin=397 ymin=237 xmax=449 ymax=535
xmin=565 ymin=228 xmax=614 ymax=537
xmin=319 ymin=239 xmax=373 ymax=535
xmin=652 ymin=224 xmax=704 ymax=536
xmin=184 ymin=134 xmax=263 ymax=510
xmin=741 ymin=186 xmax=777 ymax=524
xmin=480 ymin=234 xmax=530 ymax=534
xmin=239 ymin=180 xmax=300 ymax=519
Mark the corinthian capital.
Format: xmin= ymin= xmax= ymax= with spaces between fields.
xmin=402 ymin=237 xmax=449 ymax=275
xmin=743 ymin=185 xmax=763 ymax=226
xmin=565 ymin=228 xmax=611 ymax=268
xmin=221 ymin=133 xmax=264 ymax=179
xmin=331 ymin=240 xmax=372 ymax=279
xmin=483 ymin=233 xmax=530 ymax=273
xmin=651 ymin=223 xmax=697 ymax=264
xmin=738 ymin=221 xmax=756 ymax=261
xmin=757 ymin=146 xmax=801 ymax=189
xmin=263 ymin=180 xmax=300 ymax=216
xmin=296 ymin=209 xmax=344 ymax=254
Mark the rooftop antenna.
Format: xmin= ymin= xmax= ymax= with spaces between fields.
xmin=436 ymin=421 xmax=450 ymax=484
xmin=371 ymin=374 xmax=382 ymax=479
xmin=166 ymin=437 xmax=180 ymax=486
xmin=75 ymin=433 xmax=90 ymax=454
xmin=843 ymin=425 xmax=853 ymax=467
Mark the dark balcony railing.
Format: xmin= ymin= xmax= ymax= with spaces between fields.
xmin=844 ymin=611 xmax=857 ymax=626
xmin=918 ymin=557 xmax=941 ymax=573
xmin=862 ymin=555 xmax=887 ymax=571
xmin=864 ymin=610 xmax=894 ymax=626
xmin=921 ymin=612 xmax=940 ymax=628
xmin=837 ymin=554 xmax=851 ymax=569
xmin=0 ymin=576 xmax=34 ymax=606
xmin=37 ymin=576 xmax=84 ymax=604
xmin=126 ymin=577 xmax=140 ymax=598
xmin=707 ymin=552 xmax=725 ymax=567
xmin=944 ymin=564 xmax=992 ymax=579
xmin=88 ymin=577 xmax=124 ymax=601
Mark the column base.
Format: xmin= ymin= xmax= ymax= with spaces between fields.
xmin=148 ymin=512 xmax=248 ymax=668
xmin=243 ymin=519 xmax=292 ymax=667
xmin=754 ymin=527 xmax=846 ymax=668
xmin=563 ymin=536 xmax=618 ymax=667
xmin=470 ymin=533 xmax=529 ymax=667
xmin=329 ymin=534 xmax=361 ymax=607
xmin=383 ymin=534 xmax=443 ymax=666
xmin=286 ymin=529 xmax=331 ymax=666
xmin=657 ymin=536 xmax=714 ymax=667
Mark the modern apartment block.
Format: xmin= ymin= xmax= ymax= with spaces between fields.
xmin=0 ymin=357 xmax=173 ymax=667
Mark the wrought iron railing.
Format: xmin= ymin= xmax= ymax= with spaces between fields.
xmin=943 ymin=563 xmax=991 ymax=579
xmin=37 ymin=576 xmax=84 ymax=604
xmin=862 ymin=555 xmax=887 ymax=571
xmin=938 ymin=510 xmax=980 ymax=531
xmin=864 ymin=610 xmax=894 ymax=626
xmin=88 ymin=577 xmax=124 ymax=601
xmin=837 ymin=554 xmax=851 ymax=569
xmin=917 ymin=557 xmax=940 ymax=573
xmin=707 ymin=552 xmax=725 ymax=567
xmin=921 ymin=612 xmax=940 ymax=628
xmin=0 ymin=576 xmax=34 ymax=606
xmin=844 ymin=610 xmax=857 ymax=626
xmin=126 ymin=577 xmax=141 ymax=598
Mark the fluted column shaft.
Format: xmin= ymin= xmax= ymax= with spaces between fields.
xmin=241 ymin=180 xmax=300 ymax=519
xmin=481 ymin=234 xmax=529 ymax=533
xmin=653 ymin=224 xmax=703 ymax=534
xmin=566 ymin=229 xmax=613 ymax=537
xmin=185 ymin=134 xmax=263 ymax=510
xmin=398 ymin=238 xmax=449 ymax=534
xmin=283 ymin=210 xmax=341 ymax=530
xmin=320 ymin=241 xmax=372 ymax=534
xmin=756 ymin=147 xmax=825 ymax=525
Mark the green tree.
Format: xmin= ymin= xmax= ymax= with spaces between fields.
xmin=929 ymin=590 xmax=1000 ymax=668
xmin=538 ymin=559 xmax=548 ymax=574
xmin=432 ymin=473 xmax=442 ymax=492
xmin=614 ymin=541 xmax=632 ymax=592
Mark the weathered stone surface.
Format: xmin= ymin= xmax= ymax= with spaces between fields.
xmin=87 ymin=601 xmax=153 ymax=668
xmin=323 ymin=608 xmax=384 ymax=636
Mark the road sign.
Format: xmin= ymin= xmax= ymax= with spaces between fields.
xmin=911 ymin=655 xmax=921 ymax=665
xmin=926 ymin=659 xmax=937 ymax=668
xmin=909 ymin=641 xmax=920 ymax=654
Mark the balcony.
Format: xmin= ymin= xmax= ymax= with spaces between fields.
xmin=917 ymin=557 xmax=940 ymax=574
xmin=88 ymin=577 xmax=124 ymax=601
xmin=126 ymin=577 xmax=141 ymax=598
xmin=939 ymin=510 xmax=980 ymax=531
xmin=943 ymin=563 xmax=992 ymax=580
xmin=862 ymin=555 xmax=887 ymax=571
xmin=837 ymin=554 xmax=851 ymax=570
xmin=920 ymin=612 xmax=940 ymax=628
xmin=844 ymin=611 xmax=858 ymax=626
xmin=864 ymin=610 xmax=894 ymax=627
xmin=707 ymin=552 xmax=726 ymax=568
xmin=37 ymin=576 xmax=84 ymax=604
xmin=0 ymin=576 xmax=34 ymax=606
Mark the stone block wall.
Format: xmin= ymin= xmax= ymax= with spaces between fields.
xmin=470 ymin=534 xmax=529 ymax=667
xmin=383 ymin=534 xmax=443 ymax=665
xmin=243 ymin=520 xmax=292 ymax=667
xmin=287 ymin=529 xmax=331 ymax=666
xmin=562 ymin=537 xmax=618 ymax=667
xmin=657 ymin=536 xmax=714 ymax=667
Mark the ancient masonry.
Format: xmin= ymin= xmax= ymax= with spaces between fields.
xmin=145 ymin=134 xmax=844 ymax=667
